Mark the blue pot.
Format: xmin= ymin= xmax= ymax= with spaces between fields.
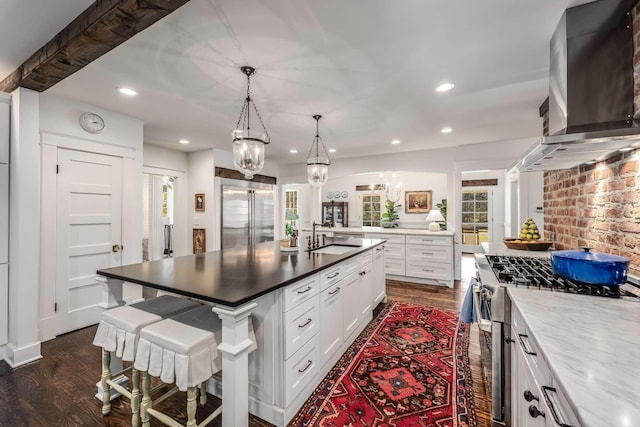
xmin=551 ymin=248 xmax=630 ymax=286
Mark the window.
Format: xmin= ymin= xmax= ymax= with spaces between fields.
xmin=362 ymin=193 xmax=382 ymax=226
xmin=285 ymin=190 xmax=298 ymax=216
xmin=461 ymin=189 xmax=489 ymax=246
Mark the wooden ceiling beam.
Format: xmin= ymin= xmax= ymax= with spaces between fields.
xmin=0 ymin=0 xmax=191 ymax=93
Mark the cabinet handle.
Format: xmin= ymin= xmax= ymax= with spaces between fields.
xmin=422 ymin=269 xmax=434 ymax=272
xmin=541 ymin=386 xmax=574 ymax=427
xmin=517 ymin=334 xmax=537 ymax=356
xmin=297 ymin=286 xmax=312 ymax=294
xmin=422 ymin=252 xmax=434 ymax=256
xmin=505 ymin=337 xmax=515 ymax=344
xmin=328 ymin=287 xmax=341 ymax=295
xmin=523 ymin=390 xmax=539 ymax=402
xmin=376 ymin=246 xmax=384 ymax=251
xmin=298 ymin=318 xmax=312 ymax=328
xmin=528 ymin=405 xmax=545 ymax=419
xmin=298 ymin=360 xmax=313 ymax=373
xmin=385 ymin=265 xmax=391 ymax=268
xmin=327 ymin=272 xmax=340 ymax=279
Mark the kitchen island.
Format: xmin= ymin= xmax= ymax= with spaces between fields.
xmin=97 ymin=237 xmax=386 ymax=426
xmin=508 ymin=287 xmax=640 ymax=427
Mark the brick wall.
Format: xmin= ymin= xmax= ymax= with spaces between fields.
xmin=543 ymin=152 xmax=640 ymax=275
xmin=543 ymin=1 xmax=640 ymax=276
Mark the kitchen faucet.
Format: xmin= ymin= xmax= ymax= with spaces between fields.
xmin=309 ymin=221 xmax=321 ymax=250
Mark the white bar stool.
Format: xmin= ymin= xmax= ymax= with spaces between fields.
xmin=92 ymin=295 xmax=201 ymax=426
xmin=134 ymin=305 xmax=257 ymax=427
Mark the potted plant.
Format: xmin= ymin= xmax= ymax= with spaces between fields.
xmin=436 ymin=199 xmax=447 ymax=230
xmin=285 ymin=209 xmax=299 ymax=241
xmin=381 ymin=200 xmax=401 ymax=228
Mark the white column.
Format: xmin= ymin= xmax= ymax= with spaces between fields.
xmin=212 ymin=302 xmax=258 ymax=427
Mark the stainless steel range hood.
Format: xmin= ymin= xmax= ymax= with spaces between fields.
xmin=513 ymin=0 xmax=640 ymax=172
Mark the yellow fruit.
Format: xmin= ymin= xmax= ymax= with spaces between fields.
xmin=526 ymin=234 xmax=533 ymax=239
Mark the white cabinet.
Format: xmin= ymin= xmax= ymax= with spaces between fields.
xmin=319 ymin=282 xmax=343 ymax=366
xmin=284 ymin=296 xmax=319 ymax=360
xmin=0 ymin=264 xmax=6 ymax=345
xmin=511 ymin=303 xmax=580 ymax=427
xmin=404 ymin=234 xmax=454 ymax=286
xmin=282 ymin=274 xmax=319 ymax=312
xmin=365 ymin=231 xmax=454 ymax=287
xmin=284 ymin=334 xmax=320 ymax=406
xmin=359 ymin=263 xmax=373 ymax=317
xmin=342 ymin=272 xmax=361 ymax=341
xmin=372 ymin=245 xmax=386 ymax=305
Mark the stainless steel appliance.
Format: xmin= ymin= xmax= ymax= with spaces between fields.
xmin=513 ymin=0 xmax=640 ymax=172
xmin=221 ymin=179 xmax=274 ymax=249
xmin=474 ymin=252 xmax=640 ymax=427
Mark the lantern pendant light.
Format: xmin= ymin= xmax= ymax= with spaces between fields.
xmin=232 ymin=66 xmax=270 ymax=179
xmin=306 ymin=115 xmax=331 ymax=187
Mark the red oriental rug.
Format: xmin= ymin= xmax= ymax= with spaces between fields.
xmin=289 ymin=301 xmax=478 ymax=427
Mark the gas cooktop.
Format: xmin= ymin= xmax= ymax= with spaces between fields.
xmin=485 ymin=254 xmax=640 ymax=300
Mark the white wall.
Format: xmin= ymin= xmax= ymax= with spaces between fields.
xmin=318 ymin=171 xmax=448 ymax=229
xmin=188 ymin=149 xmax=216 ymax=251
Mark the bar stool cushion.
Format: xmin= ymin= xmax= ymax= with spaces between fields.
xmin=93 ymin=295 xmax=201 ymax=361
xmin=134 ymin=305 xmax=257 ymax=391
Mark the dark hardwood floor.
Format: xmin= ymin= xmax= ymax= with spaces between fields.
xmin=0 ymin=256 xmax=491 ymax=426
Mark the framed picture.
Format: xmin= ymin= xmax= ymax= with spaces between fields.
xmin=193 ymin=228 xmax=206 ymax=254
xmin=405 ymin=190 xmax=432 ymax=214
xmin=195 ymin=193 xmax=205 ymax=211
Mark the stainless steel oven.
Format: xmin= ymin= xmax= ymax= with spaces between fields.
xmin=473 ymin=252 xmax=640 ymax=427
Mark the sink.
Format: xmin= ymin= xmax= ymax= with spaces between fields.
xmin=311 ymin=245 xmax=358 ymax=255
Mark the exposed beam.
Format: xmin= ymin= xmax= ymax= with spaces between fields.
xmin=0 ymin=0 xmax=191 ymax=93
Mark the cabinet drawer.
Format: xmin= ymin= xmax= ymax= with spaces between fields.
xmin=405 ymin=260 xmax=452 ymax=280
xmin=320 ymin=264 xmax=343 ymax=291
xmin=384 ymin=258 xmax=406 ymax=276
xmin=357 ymin=250 xmax=372 ymax=267
xmin=383 ymin=243 xmax=405 ymax=259
xmin=283 ymin=274 xmax=319 ymax=312
xmin=284 ymin=334 xmax=320 ymax=406
xmin=364 ymin=233 xmax=405 ymax=244
xmin=405 ymin=235 xmax=452 ymax=247
xmin=342 ymin=257 xmax=359 ymax=277
xmin=284 ymin=296 xmax=319 ymax=360
xmin=405 ymin=244 xmax=450 ymax=263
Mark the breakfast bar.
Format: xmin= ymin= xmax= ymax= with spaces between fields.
xmin=97 ymin=237 xmax=386 ymax=426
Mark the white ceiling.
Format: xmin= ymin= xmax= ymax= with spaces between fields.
xmin=2 ymin=0 xmax=593 ymax=165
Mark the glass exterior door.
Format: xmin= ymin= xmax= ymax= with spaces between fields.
xmin=461 ymin=187 xmax=492 ymax=253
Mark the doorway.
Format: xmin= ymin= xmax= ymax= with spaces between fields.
xmin=142 ymin=174 xmax=176 ymax=262
xmin=460 ymin=186 xmax=493 ymax=253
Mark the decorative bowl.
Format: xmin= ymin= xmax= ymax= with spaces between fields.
xmin=503 ymin=238 xmax=553 ymax=251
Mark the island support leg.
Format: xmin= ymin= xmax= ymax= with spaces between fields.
xmin=212 ymin=302 xmax=258 ymax=427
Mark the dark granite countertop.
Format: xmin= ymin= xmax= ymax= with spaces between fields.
xmin=97 ymin=238 xmax=385 ymax=307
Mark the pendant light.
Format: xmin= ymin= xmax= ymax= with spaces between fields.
xmin=306 ymin=115 xmax=331 ymax=187
xmin=232 ymin=66 xmax=270 ymax=179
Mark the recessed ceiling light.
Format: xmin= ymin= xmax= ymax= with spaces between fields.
xmin=179 ymin=139 xmax=189 ymax=144
xmin=118 ymin=87 xmax=137 ymax=96
xmin=585 ymin=160 xmax=596 ymax=165
xmin=435 ymin=82 xmax=455 ymax=92
xmin=290 ymin=149 xmax=298 ymax=154
xmin=391 ymin=140 xmax=401 ymax=145
xmin=328 ymin=148 xmax=336 ymax=153
xmin=441 ymin=127 xmax=453 ymax=133
xmin=619 ymin=147 xmax=634 ymax=152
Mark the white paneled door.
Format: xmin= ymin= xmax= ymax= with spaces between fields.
xmin=56 ymin=149 xmax=123 ymax=335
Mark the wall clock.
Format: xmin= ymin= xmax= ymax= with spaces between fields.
xmin=79 ymin=112 xmax=105 ymax=134
xmin=326 ymin=191 xmax=333 ymax=199
xmin=341 ymin=191 xmax=348 ymax=198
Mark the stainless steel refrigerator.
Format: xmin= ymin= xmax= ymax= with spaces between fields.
xmin=221 ymin=179 xmax=275 ymax=249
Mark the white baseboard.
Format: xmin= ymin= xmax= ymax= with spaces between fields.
xmin=387 ymin=274 xmax=453 ymax=288
xmin=5 ymin=341 xmax=42 ymax=368
xmin=0 ymin=344 xmax=6 ymax=362
xmin=39 ymin=315 xmax=57 ymax=342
